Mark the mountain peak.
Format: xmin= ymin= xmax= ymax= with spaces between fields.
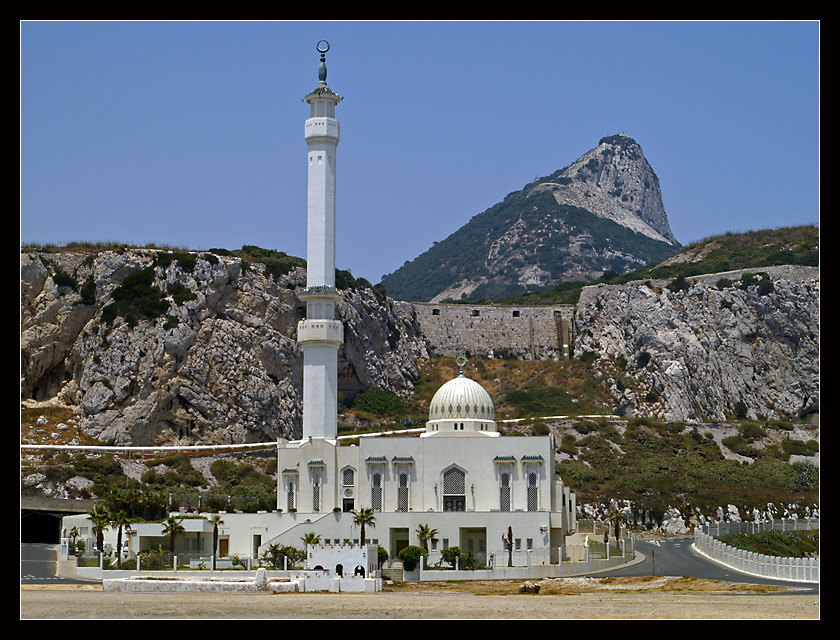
xmin=382 ymin=135 xmax=680 ymax=302
xmin=527 ymin=133 xmax=677 ymax=245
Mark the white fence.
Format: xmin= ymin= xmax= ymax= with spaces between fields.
xmin=694 ymin=528 xmax=819 ymax=583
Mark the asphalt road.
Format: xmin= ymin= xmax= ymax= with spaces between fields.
xmin=21 ymin=543 xmax=92 ymax=586
xmin=601 ymin=537 xmax=819 ymax=595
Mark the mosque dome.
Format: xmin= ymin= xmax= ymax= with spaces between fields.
xmin=428 ymin=359 xmax=495 ymax=422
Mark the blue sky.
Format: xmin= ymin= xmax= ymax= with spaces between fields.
xmin=21 ymin=20 xmax=819 ymax=285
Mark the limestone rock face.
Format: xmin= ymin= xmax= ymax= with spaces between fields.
xmin=21 ymin=249 xmax=427 ymax=446
xmin=573 ymin=265 xmax=819 ymax=422
xmin=539 ymin=132 xmax=677 ymax=245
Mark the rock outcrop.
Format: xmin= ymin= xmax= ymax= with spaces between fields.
xmin=574 ymin=265 xmax=819 ymax=422
xmin=21 ymin=249 xmax=427 ymax=446
xmin=535 ymin=132 xmax=677 ymax=245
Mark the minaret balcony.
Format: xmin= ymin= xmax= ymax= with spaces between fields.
xmin=305 ymin=117 xmax=340 ymax=142
xmin=298 ymin=285 xmax=341 ymax=302
xmin=297 ymin=319 xmax=344 ymax=345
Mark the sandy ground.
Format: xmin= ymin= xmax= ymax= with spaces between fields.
xmin=20 ymin=577 xmax=819 ymax=620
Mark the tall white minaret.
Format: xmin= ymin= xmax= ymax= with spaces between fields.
xmin=297 ymin=40 xmax=344 ymax=440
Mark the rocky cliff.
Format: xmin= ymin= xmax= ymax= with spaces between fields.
xmin=21 ymin=249 xmax=819 ymax=446
xmin=573 ymin=265 xmax=819 ymax=423
xmin=21 ymin=249 xmax=427 ymax=446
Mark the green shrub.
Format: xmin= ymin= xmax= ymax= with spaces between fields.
xmin=101 ymin=267 xmax=169 ymax=325
xmin=505 ymin=384 xmax=575 ymax=417
xmin=397 ymin=545 xmax=427 ymax=572
xmin=782 ymin=438 xmax=819 ymax=457
xmin=154 ymin=251 xmax=198 ymax=273
xmin=666 ymin=275 xmax=689 ymax=292
xmin=440 ymin=546 xmax=461 ymax=568
xmin=716 ymin=530 xmax=818 ymax=558
xmin=53 ymin=269 xmax=77 ymax=291
xmin=79 ymin=276 xmax=96 ymax=305
xmin=351 ymin=388 xmax=405 ymax=415
xmin=532 ymin=422 xmax=550 ymax=435
xmin=739 ymin=422 xmax=767 ymax=441
xmin=722 ymin=435 xmax=760 ymax=458
xmin=262 ymin=543 xmax=303 ymax=569
xmin=167 ymin=281 xmax=197 ymax=304
xmin=559 ymin=435 xmax=578 ymax=455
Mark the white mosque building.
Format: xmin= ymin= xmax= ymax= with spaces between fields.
xmin=60 ymin=42 xmax=578 ymax=578
xmin=264 ymin=41 xmax=577 ymax=567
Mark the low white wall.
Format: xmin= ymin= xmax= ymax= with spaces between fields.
xmin=102 ymin=573 xmax=382 ymax=593
xmin=103 ymin=577 xmax=299 ymax=593
xmin=693 ymin=530 xmax=819 ymax=583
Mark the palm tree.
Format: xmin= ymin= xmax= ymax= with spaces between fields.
xmin=505 ymin=526 xmax=514 ymax=567
xmin=208 ymin=514 xmax=224 ymax=558
xmin=109 ymin=508 xmax=132 ymax=563
xmin=87 ymin=505 xmax=110 ymax=554
xmin=140 ymin=491 xmax=167 ymax=521
xmin=121 ymin=488 xmax=143 ymax=519
xmin=162 ymin=515 xmax=185 ymax=554
xmin=416 ymin=523 xmax=439 ymax=551
xmin=351 ymin=507 xmax=376 ymax=545
xmin=301 ymin=532 xmax=321 ymax=547
xmin=68 ymin=525 xmax=80 ymax=553
xmin=608 ymin=508 xmax=624 ymax=547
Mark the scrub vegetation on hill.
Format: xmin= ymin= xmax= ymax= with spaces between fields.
xmin=485 ymin=224 xmax=819 ymax=306
xmin=715 ymin=530 xmax=819 ymax=558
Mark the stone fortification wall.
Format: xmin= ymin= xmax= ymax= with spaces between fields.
xmin=412 ymin=302 xmax=576 ymax=361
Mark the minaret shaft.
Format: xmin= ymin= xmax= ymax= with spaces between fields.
xmin=305 ymin=135 xmax=337 ymax=288
xmin=298 ymin=43 xmax=343 ymax=440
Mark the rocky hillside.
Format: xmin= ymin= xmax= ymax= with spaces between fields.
xmin=573 ymin=265 xmax=819 ymax=423
xmin=21 ymin=225 xmax=819 ymax=448
xmin=381 ymin=133 xmax=680 ymax=302
xmin=21 ymin=247 xmax=427 ymax=446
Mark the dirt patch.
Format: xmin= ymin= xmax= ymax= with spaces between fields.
xmin=386 ymin=575 xmax=789 ymax=596
xmin=21 ymin=578 xmax=818 ymax=620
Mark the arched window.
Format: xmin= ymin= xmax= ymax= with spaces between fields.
xmin=312 ymin=468 xmax=322 ymax=512
xmin=442 ymin=467 xmax=466 ymax=512
xmin=397 ymin=472 xmax=409 ymax=512
xmin=527 ymin=471 xmax=538 ymax=511
xmin=342 ymin=467 xmax=356 ymax=512
xmin=286 ymin=479 xmax=296 ymax=512
xmin=371 ymin=472 xmax=383 ymax=512
xmin=499 ymin=472 xmax=511 ymax=512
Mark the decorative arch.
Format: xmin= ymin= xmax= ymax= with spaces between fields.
xmin=340 ymin=465 xmax=357 ymax=512
xmin=441 ymin=464 xmax=468 ymax=512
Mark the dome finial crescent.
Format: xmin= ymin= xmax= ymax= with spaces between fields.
xmin=456 ymin=357 xmax=466 ymax=377
xmin=316 ymin=40 xmax=330 ymax=84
